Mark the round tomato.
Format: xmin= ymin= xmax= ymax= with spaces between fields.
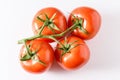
xmin=68 ymin=7 xmax=101 ymax=40
xmin=55 ymin=36 xmax=90 ymax=70
xmin=32 ymin=7 xmax=67 ymax=42
xmin=19 ymin=39 xmax=54 ymax=73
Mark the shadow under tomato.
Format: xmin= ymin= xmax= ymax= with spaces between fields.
xmin=48 ymin=60 xmax=67 ymax=73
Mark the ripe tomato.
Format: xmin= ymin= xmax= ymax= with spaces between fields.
xmin=19 ymin=39 xmax=54 ymax=73
xmin=55 ymin=36 xmax=90 ymax=70
xmin=68 ymin=7 xmax=101 ymax=40
xmin=32 ymin=7 xmax=67 ymax=42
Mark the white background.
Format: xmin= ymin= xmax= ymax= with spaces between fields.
xmin=1 ymin=0 xmax=120 ymax=80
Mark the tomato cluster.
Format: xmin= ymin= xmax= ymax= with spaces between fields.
xmin=18 ymin=7 xmax=101 ymax=73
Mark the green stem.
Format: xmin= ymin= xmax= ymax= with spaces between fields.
xmin=18 ymin=35 xmax=41 ymax=44
xmin=46 ymin=36 xmax=64 ymax=48
xmin=47 ymin=23 xmax=78 ymax=38
xmin=18 ymin=22 xmax=79 ymax=51
xmin=18 ymin=23 xmax=78 ymax=45
xmin=18 ymin=13 xmax=87 ymax=62
xmin=18 ymin=19 xmax=81 ymax=62
xmin=44 ymin=23 xmax=78 ymax=38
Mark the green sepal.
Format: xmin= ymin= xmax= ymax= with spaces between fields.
xmin=58 ymin=38 xmax=82 ymax=57
xmin=20 ymin=54 xmax=31 ymax=61
xmin=37 ymin=16 xmax=45 ymax=22
xmin=44 ymin=13 xmax=49 ymax=20
xmin=38 ymin=60 xmax=46 ymax=66
xmin=58 ymin=47 xmax=64 ymax=50
xmin=71 ymin=14 xmax=89 ymax=35
xmin=79 ymin=26 xmax=89 ymax=34
xmin=32 ymin=55 xmax=46 ymax=66
xmin=50 ymin=13 xmax=56 ymax=21
xmin=37 ymin=13 xmax=61 ymax=35
xmin=69 ymin=40 xmax=79 ymax=45
xmin=50 ymin=24 xmax=61 ymax=31
xmin=48 ymin=25 xmax=56 ymax=34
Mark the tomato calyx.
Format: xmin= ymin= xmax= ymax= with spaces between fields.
xmin=71 ymin=14 xmax=89 ymax=34
xmin=58 ymin=37 xmax=81 ymax=57
xmin=20 ymin=41 xmax=46 ymax=66
xmin=37 ymin=13 xmax=61 ymax=35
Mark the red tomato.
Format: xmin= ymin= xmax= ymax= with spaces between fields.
xmin=55 ymin=36 xmax=90 ymax=70
xmin=32 ymin=7 xmax=67 ymax=42
xmin=68 ymin=7 xmax=101 ymax=40
xmin=19 ymin=39 xmax=54 ymax=73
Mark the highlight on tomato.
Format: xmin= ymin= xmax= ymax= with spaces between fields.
xmin=55 ymin=36 xmax=90 ymax=70
xmin=68 ymin=7 xmax=101 ymax=40
xmin=32 ymin=7 xmax=67 ymax=42
xmin=19 ymin=39 xmax=54 ymax=73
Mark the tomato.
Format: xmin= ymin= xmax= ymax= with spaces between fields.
xmin=55 ymin=36 xmax=90 ymax=70
xmin=32 ymin=7 xmax=67 ymax=42
xmin=19 ymin=39 xmax=54 ymax=73
xmin=68 ymin=7 xmax=101 ymax=40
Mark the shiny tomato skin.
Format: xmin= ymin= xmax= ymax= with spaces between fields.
xmin=55 ymin=36 xmax=90 ymax=70
xmin=68 ymin=7 xmax=101 ymax=40
xmin=20 ymin=39 xmax=54 ymax=73
xmin=32 ymin=7 xmax=67 ymax=42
